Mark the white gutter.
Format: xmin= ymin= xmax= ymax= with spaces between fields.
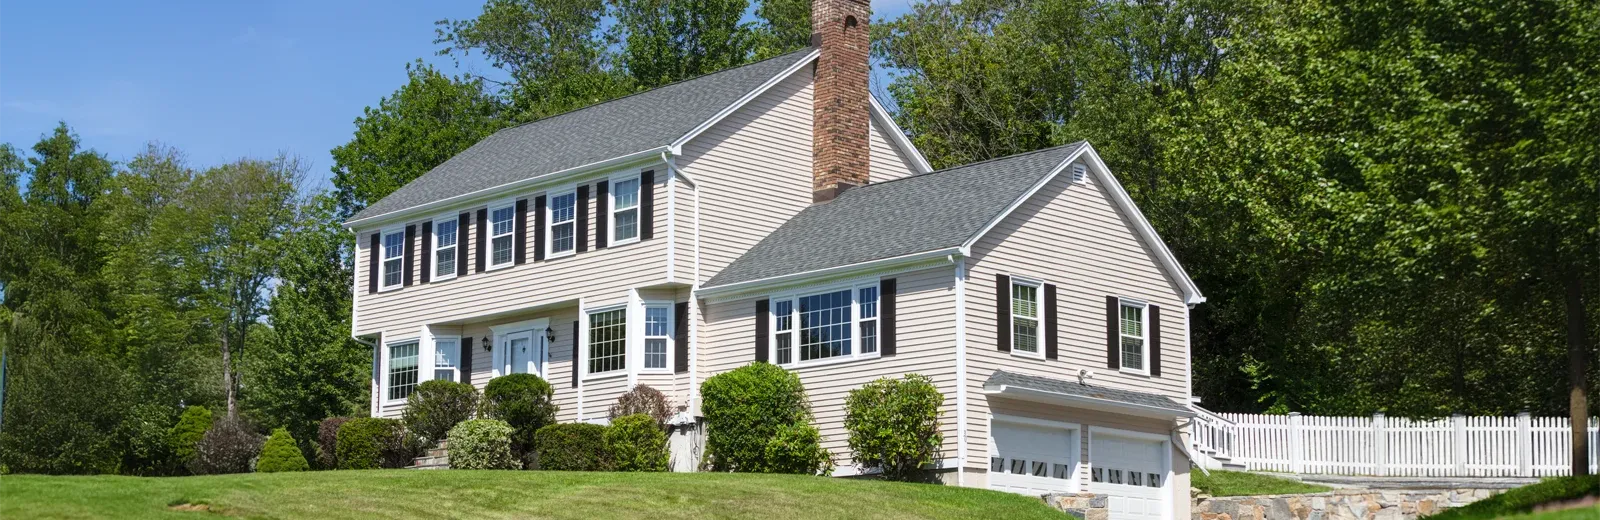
xmin=697 ymin=247 xmax=962 ymax=299
xmin=983 ymin=385 xmax=1196 ymax=420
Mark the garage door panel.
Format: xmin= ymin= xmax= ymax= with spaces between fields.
xmin=1090 ymin=433 xmax=1167 ymax=520
xmin=989 ymin=421 xmax=1077 ymax=497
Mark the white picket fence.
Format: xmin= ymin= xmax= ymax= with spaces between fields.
xmin=1192 ymin=410 xmax=1600 ymax=477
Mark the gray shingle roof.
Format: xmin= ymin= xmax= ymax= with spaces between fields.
xmin=348 ymin=48 xmax=817 ymax=223
xmin=984 ymin=370 xmax=1192 ymax=416
xmin=702 ymin=142 xmax=1086 ymax=288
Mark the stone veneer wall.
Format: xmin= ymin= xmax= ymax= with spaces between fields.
xmin=1190 ymin=488 xmax=1502 ymax=520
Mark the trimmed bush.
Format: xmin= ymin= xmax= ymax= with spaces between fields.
xmin=608 ymin=385 xmax=673 ymax=428
xmin=403 ymin=380 xmax=479 ymax=446
xmin=764 ymin=422 xmax=833 ymax=475
xmin=335 ymin=418 xmax=412 ymax=469
xmin=447 ymin=419 xmax=518 ymax=470
xmin=190 ymin=418 xmax=265 ymax=475
xmin=168 ymin=405 xmax=213 ymax=470
xmin=532 ymin=423 xmax=610 ymax=471
xmin=316 ymin=417 xmax=350 ymax=469
xmin=700 ymin=362 xmax=812 ymax=472
xmin=844 ymin=374 xmax=945 ymax=481
xmin=480 ymin=374 xmax=558 ymax=461
xmin=257 ymin=428 xmax=310 ymax=472
xmin=605 ymin=414 xmax=668 ymax=472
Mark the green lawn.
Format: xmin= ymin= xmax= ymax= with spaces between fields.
xmin=0 ymin=470 xmax=1063 ymax=519
xmin=1426 ymin=476 xmax=1599 ymax=520
xmin=1190 ymin=470 xmax=1332 ymax=497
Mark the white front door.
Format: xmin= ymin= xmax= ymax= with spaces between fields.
xmin=501 ymin=330 xmax=543 ymax=377
xmin=989 ymin=419 xmax=1078 ymax=496
xmin=1090 ymin=433 xmax=1167 ymax=520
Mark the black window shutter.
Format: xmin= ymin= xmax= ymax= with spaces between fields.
xmin=880 ymin=278 xmax=897 ymax=356
xmin=595 ymin=180 xmax=609 ymax=248
xmin=475 ymin=209 xmax=487 ymax=273
xmin=420 ymin=221 xmax=433 ymax=284
xmin=367 ymin=232 xmax=380 ymax=294
xmin=514 ymin=199 xmax=528 ymax=265
xmin=534 ymin=195 xmax=548 ymax=261
xmin=1149 ymin=305 xmax=1162 ymax=377
xmin=457 ymin=212 xmax=470 ymax=276
xmin=402 ymin=225 xmax=416 ymax=287
xmin=576 ymin=184 xmax=590 ymax=253
xmin=996 ymin=274 xmax=1011 ymax=352
xmin=1044 ymin=283 xmax=1058 ymax=360
xmin=1106 ymin=296 xmax=1121 ymax=370
xmin=674 ymin=302 xmax=689 ymax=374
xmin=755 ymin=299 xmax=769 ymax=363
xmin=640 ymin=170 xmax=656 ymax=240
xmin=571 ymin=320 xmax=580 ymax=388
xmin=460 ymin=337 xmax=474 ymax=385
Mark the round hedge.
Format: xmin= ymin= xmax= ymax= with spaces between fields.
xmin=604 ymin=414 xmax=667 ymax=472
xmin=699 ymin=363 xmax=811 ymax=472
xmin=190 ymin=418 xmax=264 ymax=475
xmin=532 ymin=423 xmax=610 ymax=471
xmin=447 ymin=419 xmax=518 ymax=470
xmin=403 ymin=380 xmax=479 ymax=446
xmin=335 ymin=418 xmax=410 ymax=469
xmin=257 ymin=428 xmax=310 ymax=472
xmin=480 ymin=374 xmax=558 ymax=460
xmin=764 ymin=422 xmax=832 ymax=475
xmin=168 ymin=405 xmax=212 ymax=470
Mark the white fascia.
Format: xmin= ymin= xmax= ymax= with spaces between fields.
xmin=868 ymin=94 xmax=934 ymax=175
xmin=668 ymin=48 xmax=821 ymax=155
xmin=696 ymin=247 xmax=962 ymax=302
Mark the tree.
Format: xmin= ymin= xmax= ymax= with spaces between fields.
xmin=435 ymin=0 xmax=627 ymax=122
xmin=610 ymin=0 xmax=755 ymax=89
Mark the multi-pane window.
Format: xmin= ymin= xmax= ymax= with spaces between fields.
xmin=434 ymin=338 xmax=459 ymax=382
xmin=774 ymin=300 xmax=794 ymax=365
xmin=381 ymin=231 xmax=405 ymax=289
xmin=588 ymin=308 xmax=626 ymax=374
xmin=1011 ymin=281 xmax=1041 ymax=355
xmin=1120 ymin=302 xmax=1146 ymax=371
xmin=490 ymin=205 xmax=515 ymax=267
xmin=612 ymin=177 xmax=640 ymax=242
xmin=434 ymin=219 xmax=458 ymax=279
xmin=799 ymin=290 xmax=852 ymax=362
xmin=643 ymin=305 xmax=669 ymax=370
xmin=858 ymin=286 xmax=879 ymax=354
xmin=771 ymin=284 xmax=885 ymax=366
xmin=549 ymin=191 xmax=576 ymax=254
xmin=387 ymin=342 xmax=419 ymax=401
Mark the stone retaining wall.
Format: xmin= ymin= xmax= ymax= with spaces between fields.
xmin=1043 ymin=493 xmax=1109 ymax=520
xmin=1191 ymin=488 xmax=1501 ymax=520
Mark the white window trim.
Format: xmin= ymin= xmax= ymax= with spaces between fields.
xmin=608 ymin=172 xmax=642 ymax=247
xmin=1009 ymin=276 xmax=1046 ymax=360
xmin=1117 ymin=297 xmax=1151 ymax=376
xmin=378 ymin=226 xmax=406 ymax=292
xmin=486 ymin=198 xmax=518 ymax=271
xmin=583 ymin=303 xmax=629 ymax=381
xmin=543 ymin=185 xmax=579 ymax=259
xmin=768 ymin=280 xmax=884 ymax=369
xmin=640 ymin=301 xmax=673 ymax=374
xmin=432 ymin=334 xmax=462 ymax=383
xmin=429 ymin=213 xmax=460 ymax=282
xmin=380 ymin=338 xmax=421 ymax=406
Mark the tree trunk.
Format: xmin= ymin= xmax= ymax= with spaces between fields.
xmin=1567 ymin=270 xmax=1591 ymax=476
xmin=222 ymin=331 xmax=238 ymax=419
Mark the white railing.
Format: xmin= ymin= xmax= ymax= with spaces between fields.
xmin=1190 ymin=409 xmax=1600 ymax=477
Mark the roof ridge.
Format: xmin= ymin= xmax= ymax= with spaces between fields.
xmin=492 ymin=47 xmax=817 ymax=136
xmin=840 ymin=141 xmax=1086 ymax=194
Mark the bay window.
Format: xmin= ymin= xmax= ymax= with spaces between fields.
xmin=587 ymin=308 xmax=626 ymax=375
xmin=434 ymin=337 xmax=460 ymax=383
xmin=643 ymin=305 xmax=670 ymax=371
xmin=386 ymin=341 xmax=419 ymax=402
xmin=770 ymin=282 xmax=881 ymax=366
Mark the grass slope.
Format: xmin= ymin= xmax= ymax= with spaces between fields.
xmin=1191 ymin=470 xmax=1332 ymax=497
xmin=1426 ymin=476 xmax=1599 ymax=520
xmin=0 ymin=470 xmax=1063 ymax=520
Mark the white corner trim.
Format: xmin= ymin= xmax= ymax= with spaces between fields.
xmin=953 ymin=259 xmax=969 ymax=486
xmin=669 ymin=49 xmax=821 ymax=154
xmin=868 ymin=94 xmax=933 ymax=175
xmin=350 ymin=234 xmax=361 ymax=336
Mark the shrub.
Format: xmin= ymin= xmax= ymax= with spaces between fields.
xmin=843 ymin=374 xmax=945 ymax=481
xmin=257 ymin=428 xmax=310 ymax=472
xmin=608 ymin=385 xmax=673 ymax=428
xmin=700 ymin=362 xmax=811 ymax=472
xmin=480 ymin=374 xmax=558 ymax=460
xmin=0 ymin=325 xmax=130 ymax=475
xmin=335 ymin=418 xmax=412 ymax=469
xmin=532 ymin=423 xmax=610 ymax=471
xmin=403 ymin=380 xmax=479 ymax=446
xmin=168 ymin=405 xmax=213 ymax=470
xmin=119 ymin=404 xmax=178 ymax=476
xmin=605 ymin=414 xmax=668 ymax=472
xmin=190 ymin=418 xmax=265 ymax=475
xmin=764 ymin=422 xmax=833 ymax=475
xmin=316 ymin=417 xmax=350 ymax=469
xmin=447 ymin=419 xmax=518 ymax=470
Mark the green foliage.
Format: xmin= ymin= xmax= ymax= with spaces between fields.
xmin=257 ymin=428 xmax=310 ymax=473
xmin=699 ymin=362 xmax=814 ymax=472
xmin=480 ymin=374 xmax=558 ymax=460
xmin=0 ymin=316 xmax=129 ymax=475
xmin=608 ymin=384 xmax=673 ymax=427
xmin=604 ymin=414 xmax=667 ymax=472
xmin=844 ymin=374 xmax=944 ymax=481
xmin=169 ymin=406 xmax=214 ymax=470
xmin=316 ymin=417 xmax=351 ymax=470
xmin=446 ymin=419 xmax=518 ymax=470
xmin=1428 ymin=476 xmax=1600 ymax=520
xmin=531 ymin=423 xmax=610 ymax=471
xmin=190 ymin=418 xmax=264 ymax=475
xmin=335 ymin=418 xmax=411 ymax=470
xmin=610 ymin=0 xmax=753 ymax=88
xmin=1190 ymin=470 xmax=1332 ymax=497
xmin=403 ymin=380 xmax=480 ymax=446
xmin=762 ymin=422 xmax=832 ymax=476
xmin=118 ymin=404 xmax=178 ymax=476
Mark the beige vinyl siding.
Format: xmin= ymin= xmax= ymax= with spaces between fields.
xmin=962 ymin=168 xmax=1190 ymax=470
xmin=678 ymin=69 xmax=814 ymax=285
xmin=669 ymin=174 xmax=695 ymax=284
xmin=869 ymin=119 xmax=916 ymax=183
xmin=700 ymin=266 xmax=960 ymax=469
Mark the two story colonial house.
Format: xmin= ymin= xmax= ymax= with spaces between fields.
xmin=344 ymin=1 xmax=1204 ymax=518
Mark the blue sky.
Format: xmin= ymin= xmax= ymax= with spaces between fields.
xmin=0 ymin=1 xmax=914 ymax=190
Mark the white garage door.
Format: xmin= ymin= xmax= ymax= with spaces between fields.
xmin=1090 ymin=434 xmax=1167 ymax=520
xmin=988 ymin=420 xmax=1077 ymax=496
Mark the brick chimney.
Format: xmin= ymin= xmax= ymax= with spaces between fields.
xmin=811 ymin=0 xmax=871 ymax=203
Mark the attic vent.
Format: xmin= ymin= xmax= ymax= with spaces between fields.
xmin=1071 ymin=163 xmax=1089 ymax=184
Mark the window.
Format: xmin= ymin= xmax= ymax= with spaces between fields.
xmin=643 ymin=305 xmax=670 ymax=370
xmin=799 ymin=289 xmax=851 ymax=362
xmin=549 ymin=191 xmax=576 ymax=255
xmin=859 ymin=286 xmax=879 ymax=354
xmin=990 ymin=457 xmax=1005 ymax=473
xmin=1147 ymin=473 xmax=1161 ymax=487
xmin=433 ymin=218 xmax=458 ymax=280
xmin=386 ymin=341 xmax=419 ymax=401
xmin=489 ymin=204 xmax=515 ymax=268
xmin=380 ymin=230 xmax=405 ymax=289
xmin=587 ymin=308 xmax=626 ymax=375
xmin=774 ymin=300 xmax=794 ymax=365
xmin=1120 ymin=301 xmax=1147 ymax=372
xmin=434 ymin=338 xmax=460 ymax=382
xmin=1110 ymin=469 xmax=1124 ymax=485
xmin=1129 ymin=471 xmax=1142 ymax=486
xmin=612 ymin=176 xmax=640 ymax=243
xmin=1092 ymin=467 xmax=1104 ymax=483
xmin=1011 ymin=280 xmax=1042 ymax=356
xmin=770 ymin=282 xmax=882 ymax=366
